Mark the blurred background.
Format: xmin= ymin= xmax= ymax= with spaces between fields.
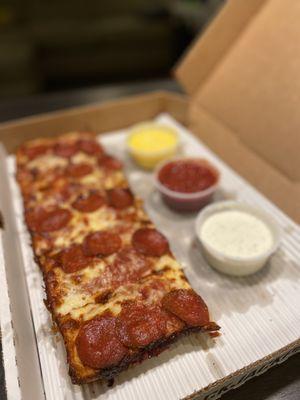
xmin=0 ymin=0 xmax=224 ymax=119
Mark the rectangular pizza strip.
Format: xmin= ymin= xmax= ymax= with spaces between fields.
xmin=16 ymin=132 xmax=220 ymax=384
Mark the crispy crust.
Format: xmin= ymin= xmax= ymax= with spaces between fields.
xmin=16 ymin=132 xmax=220 ymax=385
xmin=69 ymin=323 xmax=219 ymax=384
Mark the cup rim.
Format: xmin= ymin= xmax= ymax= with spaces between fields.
xmin=126 ymin=123 xmax=180 ymax=157
xmin=195 ymin=200 xmax=281 ymax=263
xmin=153 ymin=156 xmax=220 ymax=200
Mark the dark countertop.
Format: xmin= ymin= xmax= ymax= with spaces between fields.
xmin=0 ymin=80 xmax=299 ymax=400
xmin=0 ymin=79 xmax=182 ymax=123
xmin=0 ymin=339 xmax=6 ymax=400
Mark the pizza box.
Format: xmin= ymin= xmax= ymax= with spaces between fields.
xmin=0 ymin=0 xmax=300 ymax=399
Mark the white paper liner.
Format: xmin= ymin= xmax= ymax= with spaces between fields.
xmin=1 ymin=113 xmax=300 ymax=400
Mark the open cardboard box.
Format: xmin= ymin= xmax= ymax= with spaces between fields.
xmin=1 ymin=0 xmax=299 ymax=223
xmin=0 ymin=0 xmax=300 ymax=398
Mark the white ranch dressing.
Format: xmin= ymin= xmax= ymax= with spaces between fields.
xmin=200 ymin=210 xmax=274 ymax=259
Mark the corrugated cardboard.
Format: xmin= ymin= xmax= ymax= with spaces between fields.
xmin=176 ymin=0 xmax=300 ymax=222
xmin=0 ymin=2 xmax=300 ymax=397
xmin=0 ymin=0 xmax=299 ymax=226
xmin=0 ymin=92 xmax=187 ymax=152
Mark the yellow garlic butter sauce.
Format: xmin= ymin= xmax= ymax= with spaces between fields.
xmin=127 ymin=124 xmax=179 ymax=169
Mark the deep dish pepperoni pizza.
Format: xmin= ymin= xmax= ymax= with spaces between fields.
xmin=16 ymin=132 xmax=219 ymax=384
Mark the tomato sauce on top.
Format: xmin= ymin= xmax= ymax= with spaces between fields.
xmin=158 ymin=159 xmax=218 ymax=193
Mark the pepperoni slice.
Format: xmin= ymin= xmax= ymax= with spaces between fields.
xmin=132 ymin=228 xmax=169 ymax=257
xmin=161 ymin=308 xmax=185 ymax=334
xmin=54 ymin=142 xmax=78 ymax=158
xmin=72 ymin=192 xmax=105 ymax=212
xmin=66 ymin=163 xmax=93 ymax=178
xmin=41 ymin=180 xmax=79 ymax=202
xmin=116 ymin=303 xmax=167 ymax=348
xmin=76 ymin=315 xmax=127 ymax=369
xmin=58 ymin=182 xmax=77 ymax=201
xmin=16 ymin=168 xmax=34 ymax=186
xmin=107 ymin=188 xmax=133 ymax=209
xmin=162 ymin=289 xmax=209 ymax=327
xmin=110 ymin=248 xmax=151 ymax=285
xmin=99 ymin=155 xmax=123 ymax=170
xmin=139 ymin=279 xmax=168 ymax=301
xmin=56 ymin=244 xmax=92 ymax=273
xmin=25 ymin=208 xmax=71 ymax=232
xmin=25 ymin=209 xmax=40 ymax=231
xmin=40 ymin=209 xmax=71 ymax=232
xmin=83 ymin=248 xmax=151 ymax=294
xmin=83 ymin=231 xmax=122 ymax=257
xmin=78 ymin=139 xmax=104 ymax=155
xmin=23 ymin=144 xmax=52 ymax=160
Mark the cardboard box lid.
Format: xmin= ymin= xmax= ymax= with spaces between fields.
xmin=175 ymin=0 xmax=300 ymax=188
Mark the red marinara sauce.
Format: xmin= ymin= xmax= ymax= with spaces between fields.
xmin=158 ymin=159 xmax=217 ymax=193
xmin=156 ymin=158 xmax=220 ymax=212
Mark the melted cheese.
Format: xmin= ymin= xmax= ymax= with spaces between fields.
xmin=71 ymin=153 xmax=97 ymax=165
xmin=17 ymin=132 xmax=202 ymax=382
xmin=60 ymin=254 xmax=188 ymax=319
xmin=29 ymin=155 xmax=68 ymax=170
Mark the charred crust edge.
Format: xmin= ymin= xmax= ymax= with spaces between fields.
xmin=69 ymin=324 xmax=220 ymax=385
xmin=0 ymin=211 xmax=4 ymax=229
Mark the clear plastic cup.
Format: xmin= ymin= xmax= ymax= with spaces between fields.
xmin=154 ymin=157 xmax=220 ymax=212
xmin=127 ymin=123 xmax=180 ymax=170
xmin=195 ymin=201 xmax=281 ymax=276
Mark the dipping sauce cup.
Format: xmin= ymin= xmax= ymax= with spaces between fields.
xmin=195 ymin=201 xmax=281 ymax=276
xmin=154 ymin=157 xmax=220 ymax=212
xmin=127 ymin=123 xmax=179 ymax=170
